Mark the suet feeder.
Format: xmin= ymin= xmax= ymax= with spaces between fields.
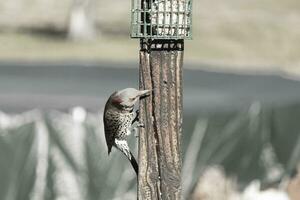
xmin=131 ymin=0 xmax=193 ymax=39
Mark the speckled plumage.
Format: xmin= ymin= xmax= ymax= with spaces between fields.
xmin=104 ymin=107 xmax=135 ymax=158
xmin=103 ymin=88 xmax=150 ymax=175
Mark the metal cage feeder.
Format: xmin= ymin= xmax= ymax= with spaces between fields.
xmin=131 ymin=0 xmax=193 ymax=39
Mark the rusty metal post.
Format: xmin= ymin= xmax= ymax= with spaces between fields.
xmin=138 ymin=39 xmax=184 ymax=199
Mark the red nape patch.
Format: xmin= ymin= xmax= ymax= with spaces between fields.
xmin=111 ymin=96 xmax=123 ymax=104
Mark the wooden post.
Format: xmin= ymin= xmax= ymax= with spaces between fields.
xmin=138 ymin=39 xmax=184 ymax=200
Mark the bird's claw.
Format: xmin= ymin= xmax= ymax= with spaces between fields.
xmin=132 ymin=109 xmax=140 ymax=124
xmin=136 ymin=109 xmax=140 ymax=116
xmin=137 ymin=122 xmax=145 ymax=128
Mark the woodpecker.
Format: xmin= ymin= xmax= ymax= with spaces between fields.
xmin=103 ymin=88 xmax=151 ymax=175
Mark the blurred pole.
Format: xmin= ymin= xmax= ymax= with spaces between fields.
xmin=138 ymin=39 xmax=184 ymax=200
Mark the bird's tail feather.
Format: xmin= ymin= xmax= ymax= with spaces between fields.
xmin=115 ymin=141 xmax=139 ymax=175
xmin=129 ymin=152 xmax=139 ymax=175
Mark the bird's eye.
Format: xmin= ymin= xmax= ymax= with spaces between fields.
xmin=129 ymin=97 xmax=135 ymax=101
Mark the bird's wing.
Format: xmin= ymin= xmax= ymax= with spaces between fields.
xmin=103 ymin=110 xmax=116 ymax=154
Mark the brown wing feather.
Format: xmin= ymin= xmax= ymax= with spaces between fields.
xmin=103 ymin=115 xmax=113 ymax=154
xmin=103 ymin=97 xmax=116 ymax=155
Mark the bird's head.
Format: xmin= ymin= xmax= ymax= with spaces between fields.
xmin=110 ymin=88 xmax=151 ymax=111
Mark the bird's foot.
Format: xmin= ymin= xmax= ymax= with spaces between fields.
xmin=132 ymin=110 xmax=140 ymax=124
xmin=137 ymin=122 xmax=145 ymax=128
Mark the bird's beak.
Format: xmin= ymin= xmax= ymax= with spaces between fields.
xmin=138 ymin=89 xmax=152 ymax=98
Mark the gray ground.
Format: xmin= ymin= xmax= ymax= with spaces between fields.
xmin=1 ymin=61 xmax=300 ymax=113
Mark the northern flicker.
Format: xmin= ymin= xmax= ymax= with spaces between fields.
xmin=103 ymin=88 xmax=151 ymax=175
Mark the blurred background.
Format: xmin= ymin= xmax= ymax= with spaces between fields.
xmin=0 ymin=0 xmax=300 ymax=200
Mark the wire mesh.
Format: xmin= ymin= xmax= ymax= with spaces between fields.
xmin=131 ymin=0 xmax=192 ymax=39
